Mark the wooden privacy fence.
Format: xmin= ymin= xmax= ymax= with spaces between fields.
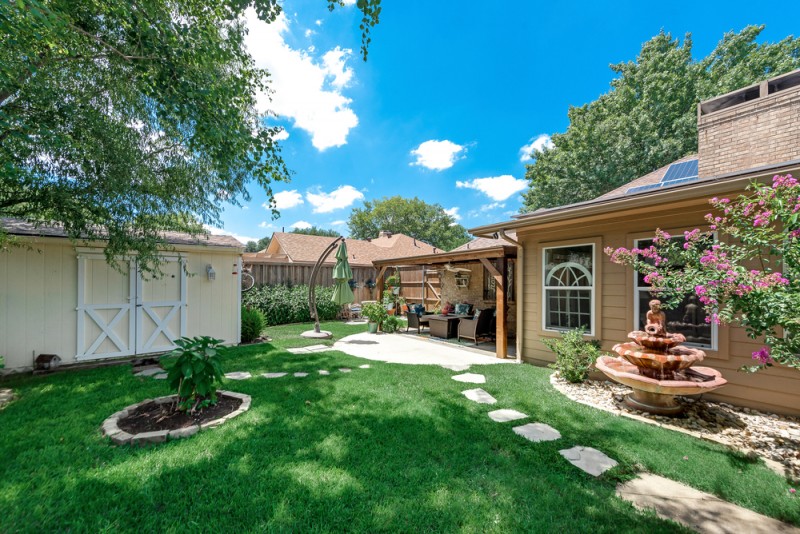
xmin=395 ymin=266 xmax=441 ymax=309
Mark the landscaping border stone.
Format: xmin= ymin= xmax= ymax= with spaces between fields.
xmin=101 ymin=390 xmax=251 ymax=446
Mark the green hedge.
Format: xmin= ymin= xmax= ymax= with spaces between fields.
xmin=242 ymin=285 xmax=341 ymax=326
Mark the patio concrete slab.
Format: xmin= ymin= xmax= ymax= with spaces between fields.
xmin=293 ymin=372 xmax=308 ymax=377
xmin=617 ymin=473 xmax=800 ymax=533
xmin=451 ymin=373 xmax=486 ymax=384
xmin=559 ymin=446 xmax=617 ymax=477
xmin=262 ymin=372 xmax=287 ymax=378
xmin=287 ymin=344 xmax=329 ymax=354
xmin=334 ymin=332 xmax=514 ymax=366
xmin=462 ymin=388 xmax=497 ymax=404
xmin=441 ymin=364 xmax=471 ymax=372
xmin=488 ymin=409 xmax=528 ymax=422
xmin=513 ymin=423 xmax=561 ymax=442
xmin=224 ymin=372 xmax=252 ymax=380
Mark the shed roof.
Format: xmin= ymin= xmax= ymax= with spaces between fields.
xmin=1 ymin=218 xmax=244 ymax=249
xmin=244 ymin=232 xmax=439 ymax=268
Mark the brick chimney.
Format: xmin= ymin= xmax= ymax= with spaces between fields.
xmin=697 ymin=69 xmax=800 ymax=178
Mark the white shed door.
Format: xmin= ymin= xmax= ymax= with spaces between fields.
xmin=77 ymin=255 xmax=186 ymax=360
xmin=77 ymin=256 xmax=136 ymax=359
xmin=136 ymin=257 xmax=186 ymax=354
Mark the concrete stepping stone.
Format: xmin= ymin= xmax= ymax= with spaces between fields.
xmin=513 ymin=423 xmax=561 ymax=442
xmin=559 ymin=446 xmax=617 ymax=477
xmin=617 ymin=473 xmax=799 ymax=534
xmin=441 ymin=364 xmax=470 ymax=372
xmin=461 ymin=388 xmax=497 ymax=404
xmin=339 ymin=368 xmax=352 ymax=373
xmin=134 ymin=367 xmax=164 ymax=377
xmin=488 ymin=409 xmax=528 ymax=423
xmin=451 ymin=373 xmax=486 ymax=384
xmin=224 ymin=372 xmax=252 ymax=380
xmin=287 ymin=347 xmax=308 ymax=354
xmin=306 ymin=345 xmax=330 ymax=353
xmin=293 ymin=372 xmax=308 ymax=377
xmin=358 ymin=364 xmax=371 ymax=369
xmin=318 ymin=370 xmax=330 ymax=375
xmin=153 ymin=373 xmax=168 ymax=380
xmin=262 ymin=372 xmax=287 ymax=378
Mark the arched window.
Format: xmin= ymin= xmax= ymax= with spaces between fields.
xmin=543 ymin=244 xmax=594 ymax=333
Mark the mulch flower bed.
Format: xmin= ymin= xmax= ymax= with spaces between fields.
xmin=117 ymin=395 xmax=242 ymax=434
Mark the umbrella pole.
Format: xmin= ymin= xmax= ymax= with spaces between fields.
xmin=307 ymin=237 xmax=344 ymax=334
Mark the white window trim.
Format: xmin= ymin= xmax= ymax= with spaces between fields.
xmin=542 ymin=242 xmax=596 ymax=336
xmin=632 ymin=237 xmax=717 ymax=350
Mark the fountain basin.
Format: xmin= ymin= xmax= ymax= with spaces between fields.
xmin=596 ymin=355 xmax=728 ymax=416
xmin=628 ymin=330 xmax=686 ymax=352
xmin=613 ymin=342 xmax=706 ymax=380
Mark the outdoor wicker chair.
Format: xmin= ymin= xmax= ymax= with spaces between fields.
xmin=457 ymin=307 xmax=495 ymax=344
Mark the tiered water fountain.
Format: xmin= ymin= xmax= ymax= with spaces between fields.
xmin=595 ymin=300 xmax=727 ymax=416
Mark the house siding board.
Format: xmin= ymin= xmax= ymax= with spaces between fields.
xmin=1 ymin=239 xmax=240 ymax=371
xmin=516 ymin=202 xmax=800 ymax=416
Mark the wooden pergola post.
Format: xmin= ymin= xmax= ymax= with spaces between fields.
xmin=375 ymin=265 xmax=387 ymax=302
xmin=480 ymin=258 xmax=506 ymax=359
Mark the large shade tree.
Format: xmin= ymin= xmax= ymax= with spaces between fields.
xmin=348 ymin=196 xmax=470 ymax=251
xmin=0 ymin=0 xmax=380 ymax=271
xmin=521 ymin=26 xmax=800 ymax=212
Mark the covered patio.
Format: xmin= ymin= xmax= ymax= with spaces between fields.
xmin=373 ymin=236 xmax=518 ymax=360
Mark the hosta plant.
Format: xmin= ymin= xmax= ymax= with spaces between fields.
xmin=163 ymin=336 xmax=226 ymax=413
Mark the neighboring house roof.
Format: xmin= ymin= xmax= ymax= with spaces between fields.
xmin=1 ymin=218 xmax=243 ymax=249
xmin=245 ymin=232 xmax=440 ymax=268
xmin=449 ymin=231 xmax=517 ymax=253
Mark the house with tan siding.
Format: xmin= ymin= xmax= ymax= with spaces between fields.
xmin=469 ymin=68 xmax=800 ymax=416
xmin=0 ymin=219 xmax=244 ymax=372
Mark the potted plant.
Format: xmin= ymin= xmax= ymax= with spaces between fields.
xmin=361 ymin=302 xmax=388 ymax=334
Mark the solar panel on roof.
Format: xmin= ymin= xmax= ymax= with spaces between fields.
xmin=660 ymin=159 xmax=698 ymax=182
xmin=625 ymin=183 xmax=663 ymax=194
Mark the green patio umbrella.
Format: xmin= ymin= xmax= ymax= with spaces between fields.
xmin=331 ymin=240 xmax=354 ymax=305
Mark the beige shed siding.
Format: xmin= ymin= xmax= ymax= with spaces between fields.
xmin=517 ymin=193 xmax=800 ymax=416
xmin=0 ymin=238 xmax=240 ymax=371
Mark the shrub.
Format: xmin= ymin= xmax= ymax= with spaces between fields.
xmin=242 ymin=285 xmax=340 ymax=326
xmin=382 ymin=315 xmax=401 ymax=333
xmin=542 ymin=328 xmax=600 ymax=383
xmin=241 ymin=306 xmax=266 ymax=343
xmin=163 ymin=336 xmax=226 ymax=413
xmin=361 ymin=301 xmax=388 ymax=324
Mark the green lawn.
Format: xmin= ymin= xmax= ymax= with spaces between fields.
xmin=0 ymin=321 xmax=797 ymax=532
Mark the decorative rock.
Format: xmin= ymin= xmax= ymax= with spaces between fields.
xmin=513 ymin=423 xmax=561 ymax=442
xmin=451 ymin=373 xmax=486 ymax=384
xmin=224 ymin=372 xmax=252 ymax=380
xmin=461 ymin=388 xmax=497 ymax=404
xmin=339 ymin=368 xmax=352 ymax=373
xmin=559 ymin=446 xmax=618 ymax=477
xmin=318 ymin=370 xmax=330 ymax=375
xmin=131 ymin=430 xmax=169 ymax=445
xmin=441 ymin=364 xmax=471 ymax=372
xmin=293 ymin=372 xmax=308 ymax=377
xmin=488 ymin=409 xmax=528 ymax=423
xmin=262 ymin=372 xmax=287 ymax=378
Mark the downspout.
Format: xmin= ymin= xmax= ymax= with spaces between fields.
xmin=497 ymin=230 xmax=522 ymax=364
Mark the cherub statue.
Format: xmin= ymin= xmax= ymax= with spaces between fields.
xmin=645 ymin=299 xmax=667 ymax=336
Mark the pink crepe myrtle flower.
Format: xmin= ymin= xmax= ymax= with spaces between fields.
xmin=752 ymin=347 xmax=773 ymax=365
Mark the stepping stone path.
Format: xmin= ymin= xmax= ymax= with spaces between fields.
xmin=262 ymin=372 xmax=287 ymax=378
xmin=287 ymin=345 xmax=329 ymax=354
xmin=451 ymin=373 xmax=486 ymax=384
xmin=513 ymin=423 xmax=561 ymax=443
xmin=318 ymin=370 xmax=330 ymax=375
xmin=462 ymin=388 xmax=497 ymax=404
xmin=441 ymin=364 xmax=471 ymax=372
xmin=488 ymin=409 xmax=528 ymax=422
xmin=0 ymin=388 xmax=15 ymax=408
xmin=559 ymin=446 xmax=617 ymax=477
xmin=134 ymin=367 xmax=164 ymax=377
xmin=339 ymin=368 xmax=352 ymax=373
xmin=153 ymin=373 xmax=168 ymax=380
xmin=294 ymin=372 xmax=308 ymax=377
xmin=224 ymin=372 xmax=252 ymax=380
xmin=358 ymin=364 xmax=371 ymax=369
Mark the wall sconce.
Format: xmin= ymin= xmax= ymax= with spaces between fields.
xmin=207 ymin=264 xmax=216 ymax=281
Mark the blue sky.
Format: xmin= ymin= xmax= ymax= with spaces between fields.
xmin=209 ymin=0 xmax=799 ymax=245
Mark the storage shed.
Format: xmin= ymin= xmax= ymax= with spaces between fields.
xmin=0 ymin=219 xmax=244 ymax=372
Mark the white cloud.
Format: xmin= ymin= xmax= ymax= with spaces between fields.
xmin=244 ymin=11 xmax=358 ymax=151
xmin=456 ymin=175 xmax=527 ymax=201
xmin=291 ymin=220 xmax=312 ymax=230
xmin=481 ymin=202 xmax=506 ymax=211
xmin=444 ymin=207 xmax=461 ymax=221
xmin=273 ymin=129 xmax=289 ymax=141
xmin=258 ymin=221 xmax=276 ymax=230
xmin=330 ymin=220 xmax=347 ymax=226
xmin=519 ymin=134 xmax=554 ymax=162
xmin=203 ymin=224 xmax=258 ymax=245
xmin=410 ymin=140 xmax=466 ymax=171
xmin=304 ymin=28 xmax=314 ymax=38
xmin=341 ymin=0 xmax=357 ymax=5
xmin=269 ymin=189 xmax=304 ymax=210
xmin=306 ymin=185 xmax=365 ymax=213
xmin=315 ymin=19 xmax=323 ymax=26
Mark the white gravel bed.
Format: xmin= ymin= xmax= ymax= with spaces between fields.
xmin=550 ymin=373 xmax=800 ymax=482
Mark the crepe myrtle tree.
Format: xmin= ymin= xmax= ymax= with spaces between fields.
xmin=605 ymin=174 xmax=800 ymax=372
xmin=0 ymin=0 xmax=380 ymax=273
